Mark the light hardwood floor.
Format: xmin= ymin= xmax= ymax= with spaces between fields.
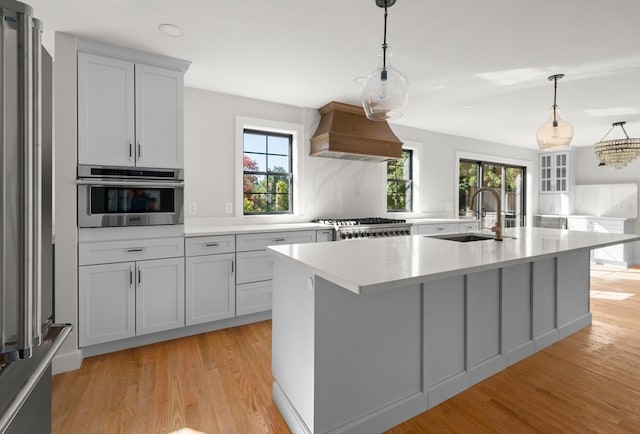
xmin=53 ymin=265 xmax=640 ymax=433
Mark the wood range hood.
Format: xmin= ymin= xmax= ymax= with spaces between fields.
xmin=310 ymin=101 xmax=403 ymax=162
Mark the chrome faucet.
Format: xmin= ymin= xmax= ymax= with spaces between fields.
xmin=470 ymin=187 xmax=502 ymax=241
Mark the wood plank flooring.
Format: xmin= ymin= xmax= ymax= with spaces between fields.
xmin=52 ymin=265 xmax=640 ymax=433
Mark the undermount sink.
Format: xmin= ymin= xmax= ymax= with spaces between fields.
xmin=428 ymin=233 xmax=495 ymax=242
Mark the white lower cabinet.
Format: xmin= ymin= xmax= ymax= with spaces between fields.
xmin=184 ymin=235 xmax=236 ymax=325
xmin=567 ymin=216 xmax=634 ymax=267
xmin=79 ymin=262 xmax=136 ymax=347
xmin=78 ymin=257 xmax=184 ymax=346
xmin=235 ymin=230 xmax=316 ymax=315
xmin=136 ymin=257 xmax=185 ymax=335
xmin=185 ymin=253 xmax=235 ymax=325
xmin=78 ymin=234 xmax=185 ymax=347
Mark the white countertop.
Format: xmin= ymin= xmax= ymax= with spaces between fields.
xmin=185 ymin=222 xmax=327 ymax=237
xmin=537 ymin=214 xmax=635 ymax=220
xmin=184 ymin=218 xmax=478 ymax=237
xmin=406 ymin=218 xmax=479 ymax=224
xmin=268 ymin=227 xmax=640 ymax=295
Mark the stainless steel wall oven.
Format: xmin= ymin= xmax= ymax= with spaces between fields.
xmin=77 ymin=165 xmax=184 ymax=227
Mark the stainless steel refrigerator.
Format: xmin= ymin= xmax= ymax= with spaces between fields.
xmin=0 ymin=1 xmax=71 ymax=433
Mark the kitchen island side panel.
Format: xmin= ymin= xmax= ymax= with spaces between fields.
xmin=557 ymin=251 xmax=591 ymax=338
xmin=314 ymin=277 xmax=426 ymax=434
xmin=423 ymin=275 xmax=469 ymax=408
xmin=532 ymin=258 xmax=559 ymax=350
xmin=502 ymin=262 xmax=535 ymax=365
xmin=467 ymin=269 xmax=507 ymax=384
xmin=271 ymin=259 xmax=316 ymax=432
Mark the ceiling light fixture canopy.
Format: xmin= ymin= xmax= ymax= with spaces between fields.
xmin=594 ymin=121 xmax=640 ymax=169
xmin=536 ymin=73 xmax=573 ymax=150
xmin=361 ymin=0 xmax=408 ymax=121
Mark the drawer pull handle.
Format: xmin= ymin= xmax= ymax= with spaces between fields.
xmin=126 ymin=248 xmax=144 ymax=253
xmin=204 ymin=242 xmax=219 ymax=247
xmin=274 ymin=238 xmax=285 ymax=242
xmin=436 ymin=227 xmax=444 ymax=231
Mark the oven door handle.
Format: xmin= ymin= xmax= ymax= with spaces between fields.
xmin=76 ymin=179 xmax=184 ymax=188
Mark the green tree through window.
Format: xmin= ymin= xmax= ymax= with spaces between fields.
xmin=243 ymin=129 xmax=292 ymax=214
xmin=387 ymin=150 xmax=412 ymax=212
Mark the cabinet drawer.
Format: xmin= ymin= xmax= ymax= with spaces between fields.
xmin=236 ymin=251 xmax=273 ymax=284
xmin=236 ymin=281 xmax=272 ymax=316
xmin=79 ymin=237 xmax=184 ymax=266
xmin=236 ymin=230 xmax=316 ymax=252
xmin=458 ymin=221 xmax=479 ymax=232
xmin=185 ymin=235 xmax=235 ymax=256
xmin=417 ymin=223 xmax=459 ymax=235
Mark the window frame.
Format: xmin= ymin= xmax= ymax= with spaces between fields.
xmin=455 ymin=151 xmax=533 ymax=228
xmin=235 ymin=117 xmax=303 ymax=218
xmin=387 ymin=149 xmax=414 ymax=212
xmin=242 ymin=128 xmax=293 ymax=215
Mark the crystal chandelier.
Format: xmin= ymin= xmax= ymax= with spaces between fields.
xmin=361 ymin=0 xmax=409 ymax=121
xmin=536 ymin=74 xmax=573 ymax=150
xmin=594 ymin=121 xmax=640 ymax=169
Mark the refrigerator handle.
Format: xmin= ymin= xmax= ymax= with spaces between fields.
xmin=0 ymin=325 xmax=72 ymax=434
xmin=17 ymin=5 xmax=36 ymax=357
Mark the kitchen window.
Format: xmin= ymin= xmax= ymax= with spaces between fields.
xmin=459 ymin=159 xmax=526 ymax=228
xmin=387 ymin=149 xmax=413 ymax=212
xmin=242 ymin=129 xmax=293 ymax=215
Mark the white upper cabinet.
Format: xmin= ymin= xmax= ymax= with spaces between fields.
xmin=78 ymin=53 xmax=135 ymax=167
xmin=538 ymin=150 xmax=575 ymax=215
xmin=539 ymin=151 xmax=571 ymax=194
xmin=77 ymin=43 xmax=189 ymax=169
xmin=134 ymin=64 xmax=184 ymax=168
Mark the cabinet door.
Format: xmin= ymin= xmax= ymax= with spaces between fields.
xmin=185 ymin=254 xmax=235 ymax=326
xmin=78 ymin=262 xmax=135 ymax=347
xmin=78 ymin=52 xmax=135 ymax=167
xmin=539 ymin=154 xmax=552 ymax=192
xmin=554 ymin=152 xmax=568 ymax=193
xmin=134 ymin=64 xmax=184 ymax=168
xmin=136 ymin=257 xmax=185 ymax=335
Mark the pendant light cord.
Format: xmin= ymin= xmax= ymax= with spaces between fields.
xmin=552 ymin=76 xmax=558 ymax=127
xmin=381 ymin=2 xmax=388 ymax=79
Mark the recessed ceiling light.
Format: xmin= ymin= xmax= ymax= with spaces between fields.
xmin=459 ymin=105 xmax=472 ymax=110
xmin=158 ymin=23 xmax=183 ymax=37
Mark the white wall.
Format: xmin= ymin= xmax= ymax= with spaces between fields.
xmin=184 ymin=87 xmax=539 ymax=225
xmin=574 ymin=146 xmax=640 ymax=263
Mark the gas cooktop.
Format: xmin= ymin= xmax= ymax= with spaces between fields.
xmin=312 ymin=217 xmax=407 ymax=226
xmin=312 ymin=217 xmax=411 ymax=240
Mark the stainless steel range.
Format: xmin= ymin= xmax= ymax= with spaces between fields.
xmin=312 ymin=217 xmax=412 ymax=240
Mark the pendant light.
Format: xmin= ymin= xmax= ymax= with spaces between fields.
xmin=594 ymin=121 xmax=640 ymax=169
xmin=536 ymin=74 xmax=573 ymax=150
xmin=361 ymin=0 xmax=409 ymax=121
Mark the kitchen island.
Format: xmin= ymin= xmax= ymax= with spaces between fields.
xmin=268 ymin=227 xmax=639 ymax=434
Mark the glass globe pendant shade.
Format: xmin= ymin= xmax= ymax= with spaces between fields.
xmin=536 ymin=106 xmax=574 ymax=150
xmin=361 ymin=46 xmax=409 ymax=121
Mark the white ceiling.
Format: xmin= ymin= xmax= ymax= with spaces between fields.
xmin=27 ymin=0 xmax=640 ymax=150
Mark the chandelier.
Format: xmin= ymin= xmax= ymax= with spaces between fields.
xmin=594 ymin=121 xmax=640 ymax=169
xmin=536 ymin=74 xmax=573 ymax=150
xmin=361 ymin=0 xmax=409 ymax=121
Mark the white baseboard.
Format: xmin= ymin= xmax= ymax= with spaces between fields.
xmin=52 ymin=349 xmax=83 ymax=374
